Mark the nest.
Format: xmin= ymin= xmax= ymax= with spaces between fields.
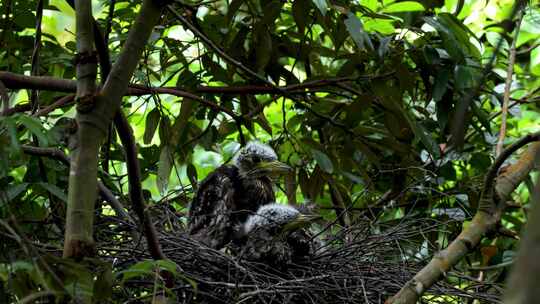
xmin=95 ymin=206 xmax=503 ymax=303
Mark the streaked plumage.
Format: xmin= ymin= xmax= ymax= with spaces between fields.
xmin=188 ymin=141 xmax=289 ymax=249
xmin=237 ymin=204 xmax=320 ymax=266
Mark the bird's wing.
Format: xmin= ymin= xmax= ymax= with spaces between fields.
xmin=187 ymin=165 xmax=238 ymax=248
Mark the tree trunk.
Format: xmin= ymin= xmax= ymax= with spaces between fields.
xmin=63 ymin=0 xmax=164 ymax=259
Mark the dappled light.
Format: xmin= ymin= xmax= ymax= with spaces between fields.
xmin=0 ymin=0 xmax=539 ymax=303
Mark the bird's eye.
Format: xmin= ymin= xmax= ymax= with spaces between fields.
xmin=252 ymin=156 xmax=260 ymax=163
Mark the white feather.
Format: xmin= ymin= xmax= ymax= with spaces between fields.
xmin=243 ymin=203 xmax=299 ymax=233
xmin=232 ymin=140 xmax=278 ymax=168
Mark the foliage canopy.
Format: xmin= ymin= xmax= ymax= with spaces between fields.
xmin=0 ymin=0 xmax=539 ymax=302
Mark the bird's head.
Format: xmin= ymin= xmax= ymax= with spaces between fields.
xmin=243 ymin=203 xmax=321 ymax=235
xmin=233 ymin=141 xmax=291 ymax=179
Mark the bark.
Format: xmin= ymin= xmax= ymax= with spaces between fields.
xmin=503 ymin=149 xmax=540 ymax=304
xmin=63 ymin=0 xmax=164 ymax=259
xmin=0 ymin=70 xmax=379 ymax=97
xmin=114 ymin=113 xmax=165 ymax=259
xmin=387 ymin=138 xmax=540 ymax=304
xmin=64 ymin=0 xmax=98 ymax=259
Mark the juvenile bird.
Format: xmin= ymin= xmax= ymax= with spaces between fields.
xmin=238 ymin=203 xmax=321 ymax=267
xmin=188 ymin=141 xmax=290 ymax=249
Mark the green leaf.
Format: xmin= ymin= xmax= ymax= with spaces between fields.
xmin=187 ymin=163 xmax=198 ymax=191
xmin=298 ymin=168 xmax=310 ymax=199
xmin=60 ymin=261 xmax=94 ymax=301
xmin=254 ymin=25 xmax=273 ymax=71
xmin=157 ymin=145 xmax=173 ymax=195
xmin=311 ymin=149 xmax=334 ymax=174
xmin=342 ymin=171 xmax=363 ymax=184
xmin=255 ymin=113 xmax=273 ymax=135
xmin=18 ymin=115 xmax=48 ymax=146
xmin=38 ymin=182 xmax=67 ymax=202
xmin=176 ymin=69 xmax=200 ymax=89
xmin=171 ymin=99 xmax=195 ymax=147
xmin=1 ymin=117 xmax=21 ymax=153
xmin=226 ymin=0 xmax=244 ymax=23
xmin=2 ymin=183 xmax=28 ymax=202
xmin=93 ymin=264 xmax=113 ymax=302
xmin=423 ymin=46 xmax=440 ymax=65
xmin=531 ymin=47 xmax=540 ymax=76
xmin=119 ymin=260 xmax=155 ymax=282
xmin=155 ymin=260 xmax=178 ymax=275
xmin=292 ymin=0 xmax=310 ymax=33
xmin=311 ymin=0 xmax=328 ymax=16
xmin=454 ymin=64 xmax=479 ymax=89
xmin=344 ymin=12 xmax=373 ymax=51
xmin=119 ymin=260 xmax=177 ymax=283
xmin=383 ymin=1 xmax=425 ymax=13
xmin=485 ymin=32 xmax=509 ymax=52
xmin=433 ymin=67 xmax=450 ymax=101
xmin=144 ymin=108 xmax=161 ymax=145
xmin=470 ymin=101 xmax=491 ymax=133
xmin=401 ymin=109 xmax=441 ymax=158
xmin=286 ymin=115 xmax=304 ymax=130
xmin=425 ymin=13 xmax=480 ymax=62
xmin=262 ymin=0 xmax=284 ymax=25
xmin=158 ymin=115 xmax=171 ymax=144
xmin=363 ymin=18 xmax=395 ymax=35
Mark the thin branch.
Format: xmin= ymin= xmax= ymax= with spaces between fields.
xmin=504 ymin=147 xmax=540 ymax=302
xmin=165 ymin=4 xmax=389 ymax=137
xmin=20 ymin=145 xmax=135 ymax=224
xmin=30 ymin=0 xmax=43 ymax=113
xmin=74 ymin=0 xmax=97 ymax=101
xmin=1 ymin=102 xmax=31 ymax=116
xmin=450 ymin=0 xmax=526 ymax=147
xmin=388 ymin=133 xmax=540 ymax=304
xmin=28 ymin=1 xmax=53 ymax=212
xmin=34 ymin=95 xmax=75 ymax=117
xmin=0 ymin=72 xmax=77 ymax=92
xmin=0 ymin=71 xmax=390 ymax=122
xmin=114 ymin=111 xmax=165 ymax=260
xmin=0 ymin=70 xmax=386 ymax=100
xmin=0 ymin=80 xmax=10 ymax=115
xmin=99 ymin=0 xmax=163 ymax=119
xmin=104 ymin=0 xmax=117 ymax=46
xmin=166 ymin=5 xmax=270 ymax=85
xmin=76 ymin=0 xmax=166 ymax=259
xmin=495 ymin=9 xmax=524 ymax=157
xmin=129 ymin=85 xmax=238 ymax=119
xmin=481 ymin=133 xmax=540 ymax=212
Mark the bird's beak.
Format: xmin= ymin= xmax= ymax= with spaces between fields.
xmin=248 ymin=160 xmax=291 ymax=178
xmin=282 ymin=214 xmax=322 ymax=233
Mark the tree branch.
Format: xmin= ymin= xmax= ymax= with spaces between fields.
xmin=0 ymin=71 xmax=390 ymax=120
xmin=114 ymin=113 xmax=165 ymax=259
xmin=0 ymin=80 xmax=13 ymax=115
xmin=504 ymin=147 xmax=540 ymax=302
xmin=34 ymin=95 xmax=75 ymax=117
xmin=63 ymin=0 xmax=99 ymax=259
xmin=387 ymin=134 xmax=540 ymax=304
xmin=450 ymin=0 xmax=526 ymax=147
xmin=98 ymin=0 xmax=163 ymax=120
xmin=66 ymin=0 xmax=166 ymax=260
xmin=495 ymin=9 xmax=524 ymax=156
xmin=63 ymin=0 xmax=165 ymax=259
xmin=20 ymin=145 xmax=135 ymax=225
xmin=0 ymin=71 xmax=376 ymax=96
xmin=30 ymin=0 xmax=43 ymax=113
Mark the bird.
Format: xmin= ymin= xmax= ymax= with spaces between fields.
xmin=187 ymin=141 xmax=291 ymax=249
xmin=236 ymin=203 xmax=321 ymax=267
